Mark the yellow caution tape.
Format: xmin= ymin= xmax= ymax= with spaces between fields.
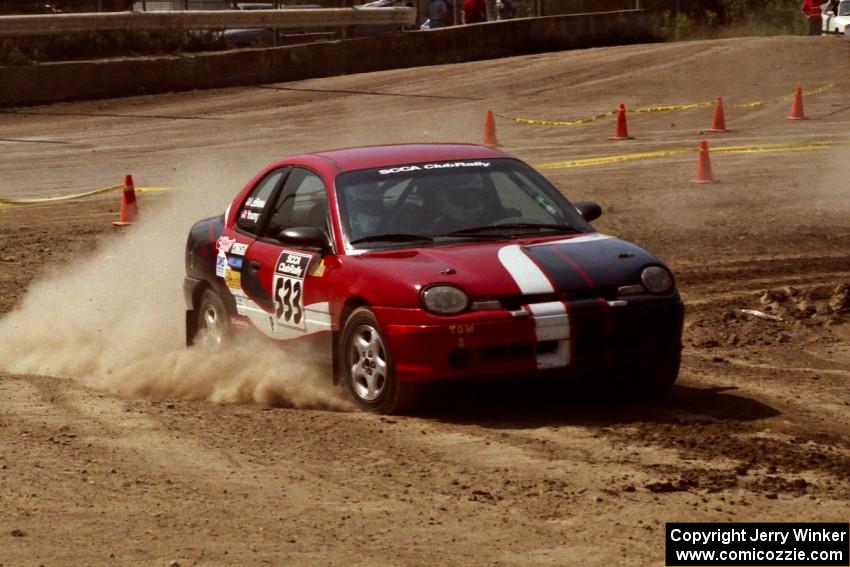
xmin=0 ymin=184 xmax=173 ymax=208
xmin=534 ymin=140 xmax=850 ymax=171
xmin=0 ymin=184 xmax=124 ymax=207
xmin=634 ymin=102 xmax=712 ymax=113
xmin=499 ymin=110 xmax=616 ymax=126
xmin=4 ymin=138 xmax=850 ymax=205
xmin=712 ymin=141 xmax=845 ymax=154
xmin=504 ymin=76 xmax=850 ymax=127
xmin=535 ymin=149 xmax=692 ymax=170
xmin=804 ymin=76 xmax=850 ymax=96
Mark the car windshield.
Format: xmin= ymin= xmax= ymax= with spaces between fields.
xmin=335 ymin=158 xmax=593 ymax=249
xmin=839 ymin=2 xmax=850 ymax=15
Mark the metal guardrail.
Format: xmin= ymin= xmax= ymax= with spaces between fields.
xmin=0 ymin=8 xmax=416 ymax=37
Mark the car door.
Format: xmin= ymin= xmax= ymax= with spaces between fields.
xmin=220 ymin=166 xmax=289 ymax=318
xmin=239 ymin=167 xmax=335 ymax=341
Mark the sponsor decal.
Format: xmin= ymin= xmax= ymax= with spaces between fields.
xmin=378 ymin=161 xmax=491 ymax=175
xmin=449 ymin=324 xmax=475 ymax=335
xmin=275 ymin=252 xmax=312 ymax=279
xmin=245 ymin=197 xmax=267 ymax=209
xmin=231 ymin=316 xmax=251 ymax=330
xmin=240 ymin=210 xmax=260 ymax=223
xmin=233 ymin=295 xmax=247 ymax=315
xmin=272 ymin=251 xmax=313 ymax=331
xmin=244 ymin=300 xmax=332 ymax=340
xmin=534 ymin=195 xmax=559 ymax=216
xmin=215 ymin=254 xmax=227 ymax=278
xmin=216 ymin=236 xmax=236 ymax=254
xmin=224 ymin=267 xmax=241 ymax=290
xmin=230 ymin=243 xmax=248 ymax=256
xmin=308 ymin=258 xmax=326 ymax=278
xmin=228 ymin=254 xmax=244 ymax=271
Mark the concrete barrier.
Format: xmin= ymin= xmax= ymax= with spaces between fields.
xmin=0 ymin=8 xmax=415 ymax=37
xmin=0 ymin=10 xmax=654 ymax=107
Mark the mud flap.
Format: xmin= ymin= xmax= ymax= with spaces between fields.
xmin=185 ymin=310 xmax=197 ymax=347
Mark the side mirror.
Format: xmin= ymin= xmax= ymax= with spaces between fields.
xmin=277 ymin=226 xmax=331 ymax=252
xmin=574 ymin=201 xmax=602 ymax=222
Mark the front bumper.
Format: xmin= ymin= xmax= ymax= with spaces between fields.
xmin=374 ymin=294 xmax=684 ymax=383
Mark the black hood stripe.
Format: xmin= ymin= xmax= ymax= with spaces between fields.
xmin=522 ymin=244 xmax=594 ymax=292
xmin=522 ymin=237 xmax=661 ymax=292
xmin=549 ymin=246 xmax=595 ymax=288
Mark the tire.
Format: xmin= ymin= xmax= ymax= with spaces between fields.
xmin=341 ymin=307 xmax=420 ymax=414
xmin=195 ymin=289 xmax=231 ymax=349
xmin=630 ymin=349 xmax=681 ymax=400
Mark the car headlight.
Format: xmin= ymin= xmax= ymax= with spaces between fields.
xmin=421 ymin=285 xmax=469 ymax=315
xmin=640 ymin=266 xmax=674 ymax=294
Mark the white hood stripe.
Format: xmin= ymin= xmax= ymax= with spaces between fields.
xmin=527 ymin=233 xmax=613 ymax=248
xmin=497 ymin=245 xmax=554 ymax=294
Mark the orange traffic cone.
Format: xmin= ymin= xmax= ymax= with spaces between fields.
xmin=112 ymin=174 xmax=138 ymax=226
xmin=786 ymin=85 xmax=806 ymax=120
xmin=708 ymin=96 xmax=727 ymax=132
xmin=608 ymin=104 xmax=632 ymax=140
xmin=483 ymin=110 xmax=498 ymax=146
xmin=692 ymin=140 xmax=715 ymax=183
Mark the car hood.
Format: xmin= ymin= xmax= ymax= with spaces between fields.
xmin=345 ymin=233 xmax=669 ymax=305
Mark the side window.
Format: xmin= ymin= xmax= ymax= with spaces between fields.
xmin=264 ymin=168 xmax=329 ymax=237
xmin=236 ymin=169 xmax=286 ymax=234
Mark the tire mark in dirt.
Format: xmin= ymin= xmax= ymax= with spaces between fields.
xmin=2 ymin=375 xmax=237 ymax=479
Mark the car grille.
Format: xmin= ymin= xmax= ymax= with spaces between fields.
xmin=497 ymin=287 xmax=619 ymax=310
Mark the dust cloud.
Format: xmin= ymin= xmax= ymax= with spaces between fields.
xmin=0 ymin=160 xmax=351 ymax=411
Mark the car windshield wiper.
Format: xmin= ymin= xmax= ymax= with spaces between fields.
xmin=444 ymin=223 xmax=581 ymax=236
xmin=434 ymin=231 xmax=506 ymax=240
xmin=349 ymin=233 xmax=434 ymax=245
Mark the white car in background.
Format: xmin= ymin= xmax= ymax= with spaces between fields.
xmin=220 ymin=2 xmax=329 ymax=47
xmin=822 ymin=0 xmax=850 ymax=34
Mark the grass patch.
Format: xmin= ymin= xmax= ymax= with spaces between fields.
xmin=654 ymin=0 xmax=806 ymax=41
xmin=0 ymin=30 xmax=228 ymax=65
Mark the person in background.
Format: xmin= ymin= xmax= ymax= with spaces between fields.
xmin=800 ymin=0 xmax=823 ymax=35
xmin=497 ymin=0 xmax=515 ymax=19
xmin=462 ymin=0 xmax=486 ymax=24
xmin=426 ymin=0 xmax=449 ymax=28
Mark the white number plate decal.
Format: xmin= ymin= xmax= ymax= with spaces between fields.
xmin=272 ymin=251 xmax=313 ymax=331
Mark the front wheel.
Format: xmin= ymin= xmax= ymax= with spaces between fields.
xmin=341 ymin=307 xmax=420 ymax=414
xmin=630 ymin=349 xmax=681 ymax=400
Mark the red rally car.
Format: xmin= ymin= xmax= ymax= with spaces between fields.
xmin=184 ymin=144 xmax=684 ymax=413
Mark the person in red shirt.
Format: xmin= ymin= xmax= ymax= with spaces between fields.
xmin=801 ymin=0 xmax=823 ymax=35
xmin=462 ymin=0 xmax=487 ymax=24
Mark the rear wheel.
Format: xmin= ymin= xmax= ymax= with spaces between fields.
xmin=196 ymin=289 xmax=231 ymax=348
xmin=341 ymin=307 xmax=420 ymax=414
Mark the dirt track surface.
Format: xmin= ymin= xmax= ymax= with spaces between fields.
xmin=1 ymin=36 xmax=849 ymax=566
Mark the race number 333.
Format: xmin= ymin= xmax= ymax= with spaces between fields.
xmin=273 ymin=251 xmax=313 ymax=331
